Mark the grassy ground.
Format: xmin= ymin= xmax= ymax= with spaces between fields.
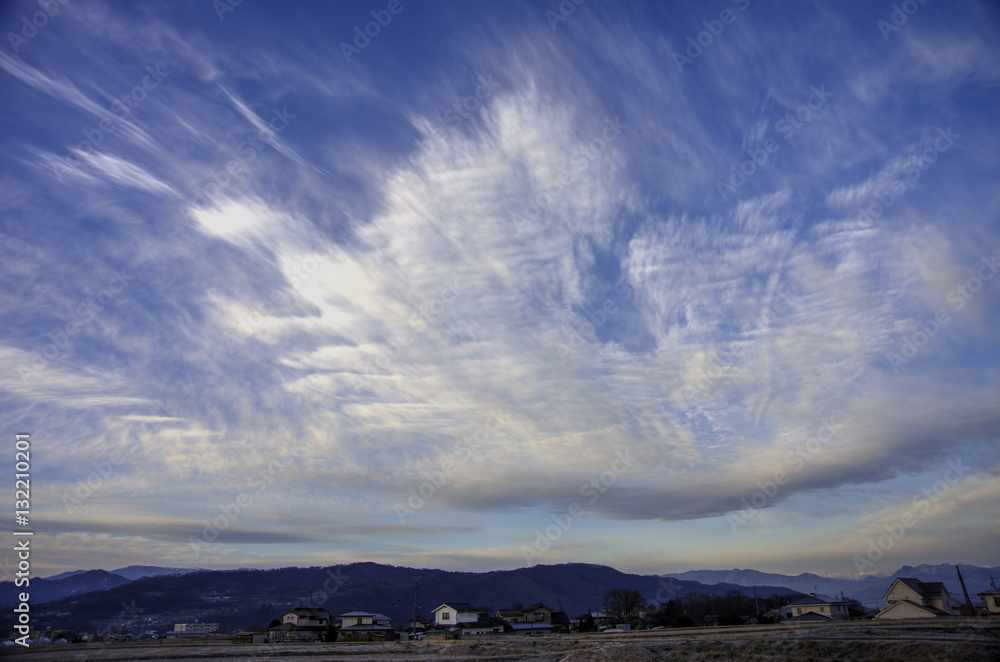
xmin=2 ymin=618 xmax=997 ymax=661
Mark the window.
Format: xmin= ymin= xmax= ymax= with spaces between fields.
xmin=356 ymin=618 xmax=362 ymax=625
xmin=442 ymin=613 xmax=450 ymax=621
xmin=993 ymin=597 xmax=1000 ymax=607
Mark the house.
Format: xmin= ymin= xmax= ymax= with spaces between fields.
xmin=405 ymin=615 xmax=432 ymax=632
xmin=231 ymin=631 xmax=266 ymax=644
xmin=267 ymin=622 xmax=325 ymax=643
xmin=572 ymin=610 xmax=612 ymax=630
xmin=282 ymin=607 xmax=330 ymax=628
xmin=785 ymin=594 xmax=850 ymax=621
xmin=432 ymin=602 xmax=481 ymax=628
xmin=338 ymin=611 xmax=395 ymax=642
xmin=522 ymin=603 xmax=555 ymax=624
xmin=875 ymin=578 xmax=952 ymax=619
xmin=510 ymin=621 xmax=555 ymax=634
xmin=550 ymin=611 xmax=572 ymax=633
xmin=496 ymin=608 xmax=525 ymax=624
xmin=977 ymin=588 xmax=1000 ymax=617
xmin=459 ymin=616 xmax=506 ymax=636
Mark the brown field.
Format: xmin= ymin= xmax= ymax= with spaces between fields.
xmin=2 ymin=619 xmax=997 ymax=661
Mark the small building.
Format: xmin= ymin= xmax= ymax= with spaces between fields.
xmin=786 ymin=594 xmax=850 ymax=621
xmin=522 ymin=603 xmax=555 ymax=624
xmin=874 ymin=578 xmax=952 ymax=619
xmin=460 ymin=618 xmax=506 ymax=636
xmin=977 ymin=588 xmax=1000 ymax=617
xmin=282 ymin=607 xmax=330 ymax=628
xmin=496 ymin=608 xmax=525 ymax=624
xmin=510 ymin=621 xmax=555 ymax=635
xmin=173 ymin=622 xmax=219 ymax=632
xmin=405 ymin=615 xmax=432 ymax=632
xmin=267 ymin=622 xmax=325 ymax=643
xmin=432 ymin=602 xmax=481 ymax=627
xmin=231 ymin=631 xmax=266 ymax=644
xmin=572 ymin=610 xmax=612 ymax=630
xmin=338 ymin=611 xmax=395 ymax=642
xmin=550 ymin=611 xmax=572 ymax=633
xmin=165 ymin=630 xmax=214 ymax=639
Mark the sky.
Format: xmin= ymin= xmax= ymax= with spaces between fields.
xmin=1 ymin=0 xmax=999 ymax=580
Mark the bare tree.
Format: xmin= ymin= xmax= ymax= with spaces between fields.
xmin=603 ymin=588 xmax=650 ymax=624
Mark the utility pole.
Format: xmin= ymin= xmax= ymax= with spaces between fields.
xmin=394 ymin=599 xmax=400 ymax=633
xmin=752 ymin=586 xmax=760 ymax=618
xmin=956 ymin=565 xmax=974 ymax=616
xmin=412 ymin=582 xmax=418 ymax=638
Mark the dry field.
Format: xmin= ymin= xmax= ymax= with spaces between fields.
xmin=2 ymin=619 xmax=997 ymax=661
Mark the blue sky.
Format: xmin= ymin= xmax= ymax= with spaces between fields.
xmin=1 ymin=0 xmax=999 ymax=579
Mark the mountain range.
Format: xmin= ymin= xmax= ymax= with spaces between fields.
xmin=2 ymin=562 xmax=996 ymax=633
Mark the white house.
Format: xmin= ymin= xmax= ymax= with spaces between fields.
xmin=875 ymin=578 xmax=952 ymax=619
xmin=786 ymin=594 xmax=850 ymax=621
xmin=282 ymin=607 xmax=330 ymax=628
xmin=977 ymin=588 xmax=1000 ymax=617
xmin=432 ymin=602 xmax=481 ymax=627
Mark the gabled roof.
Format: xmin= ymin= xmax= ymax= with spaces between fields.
xmin=886 ymin=577 xmax=949 ymax=601
xmin=433 ymin=602 xmax=479 ymax=613
xmin=289 ymin=607 xmax=329 ymax=615
xmin=551 ymin=611 xmax=572 ymax=626
xmin=977 ymin=588 xmax=1000 ymax=596
xmin=496 ymin=608 xmax=523 ymax=617
xmin=340 ymin=611 xmax=391 ymax=621
xmin=876 ymin=599 xmax=952 ymax=618
xmin=787 ymin=594 xmax=845 ymax=606
xmin=523 ymin=602 xmax=554 ymax=612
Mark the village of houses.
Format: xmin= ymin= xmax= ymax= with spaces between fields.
xmin=148 ymin=576 xmax=1000 ymax=645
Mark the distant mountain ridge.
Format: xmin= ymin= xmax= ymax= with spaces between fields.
xmin=2 ymin=562 xmax=799 ymax=632
xmin=664 ymin=563 xmax=999 ymax=606
xmin=4 ymin=561 xmax=996 ymax=632
xmin=0 ymin=565 xmax=205 ymax=606
xmin=110 ymin=565 xmax=203 ymax=581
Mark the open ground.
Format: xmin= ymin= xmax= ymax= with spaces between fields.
xmin=2 ymin=619 xmax=997 ymax=661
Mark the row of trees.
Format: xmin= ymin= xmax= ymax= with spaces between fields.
xmin=592 ymin=588 xmax=835 ymax=629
